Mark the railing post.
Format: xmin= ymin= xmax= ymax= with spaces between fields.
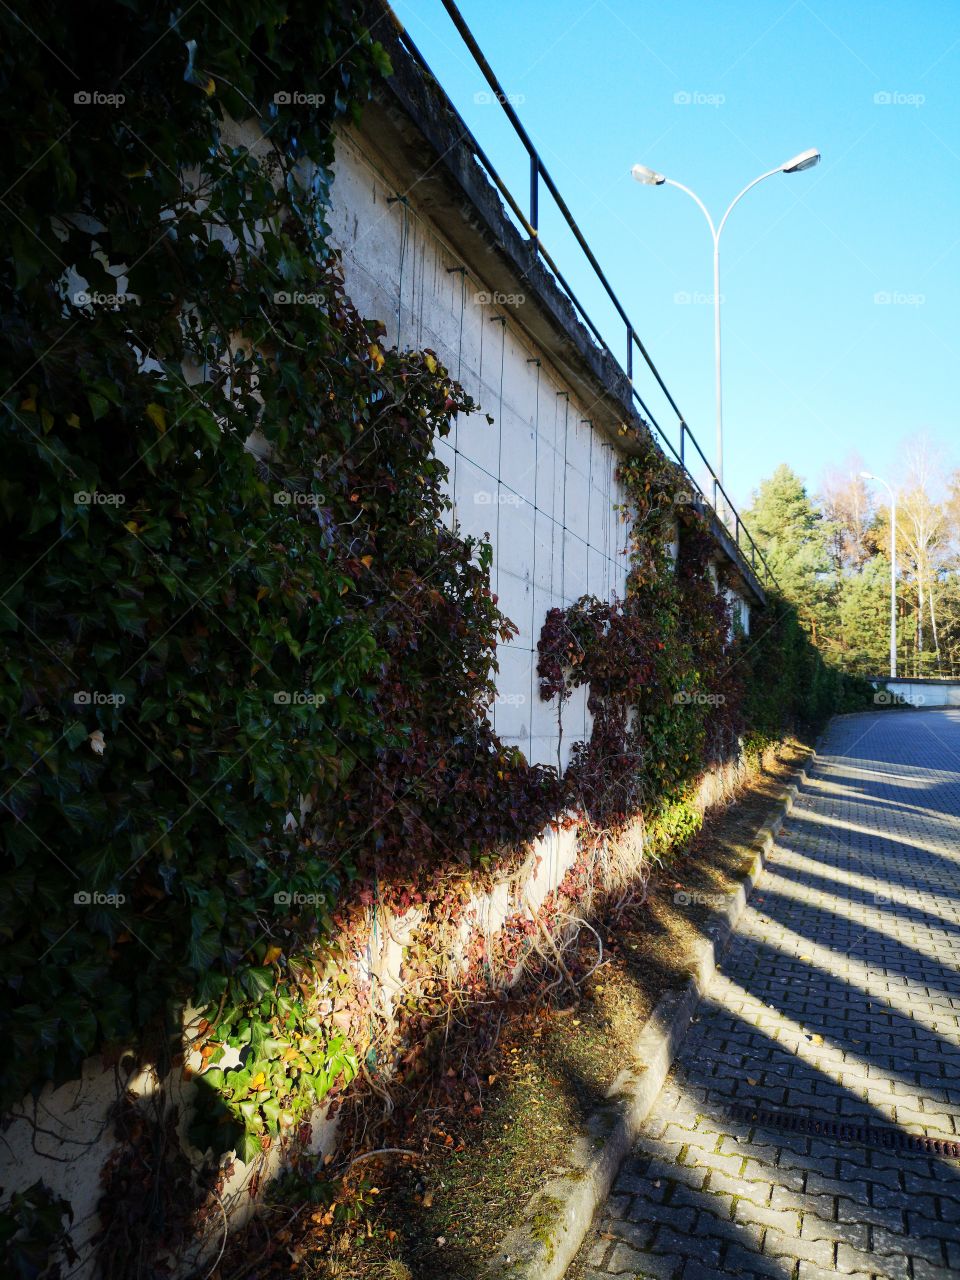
xmin=626 ymin=324 xmax=633 ymax=382
xmin=680 ymin=424 xmax=685 ymax=468
xmin=713 ymin=475 xmax=718 ymax=511
xmin=529 ymin=151 xmax=539 ymax=258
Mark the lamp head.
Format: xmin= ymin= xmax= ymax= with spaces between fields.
xmin=631 ymin=163 xmax=666 ymax=186
xmin=782 ymin=148 xmax=820 ymax=174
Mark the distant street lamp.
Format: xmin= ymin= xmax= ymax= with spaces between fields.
xmin=861 ymin=471 xmax=898 ymax=679
xmin=632 ymin=150 xmax=820 ymax=490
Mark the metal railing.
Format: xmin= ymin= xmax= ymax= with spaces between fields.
xmin=391 ymin=0 xmax=779 ymax=591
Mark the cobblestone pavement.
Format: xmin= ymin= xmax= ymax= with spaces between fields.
xmin=574 ymin=709 xmax=960 ymax=1280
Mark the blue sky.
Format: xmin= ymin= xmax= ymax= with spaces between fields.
xmin=393 ymin=0 xmax=960 ymax=510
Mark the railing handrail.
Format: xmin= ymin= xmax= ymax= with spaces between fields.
xmin=389 ymin=0 xmax=779 ymax=593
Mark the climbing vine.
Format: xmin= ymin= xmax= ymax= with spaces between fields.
xmin=536 ymin=431 xmax=860 ymax=856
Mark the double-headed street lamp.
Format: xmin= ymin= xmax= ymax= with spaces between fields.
xmin=861 ymin=471 xmax=898 ymax=679
xmin=632 ymin=149 xmax=820 ymax=490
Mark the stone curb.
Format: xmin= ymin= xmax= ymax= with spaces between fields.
xmin=486 ymin=746 xmax=820 ymax=1280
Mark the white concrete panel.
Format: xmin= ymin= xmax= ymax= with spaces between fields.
xmin=453 ymin=455 xmax=499 ymax=546
xmin=497 ymin=497 xmax=536 ymax=583
xmin=562 ymin=532 xmax=589 ymax=605
xmin=491 ymin=642 xmax=534 ymax=739
xmin=495 ymin=566 xmax=534 ymax=649
xmin=456 ymin=401 xmax=502 ymax=478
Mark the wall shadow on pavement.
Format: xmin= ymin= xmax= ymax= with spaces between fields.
xmin=583 ymin=959 xmax=960 ymax=1279
xmin=580 ymin=711 xmax=960 ymax=1278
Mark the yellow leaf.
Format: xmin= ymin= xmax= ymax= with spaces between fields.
xmin=19 ymin=396 xmax=36 ymax=413
xmin=66 ymin=413 xmax=81 ymax=429
xmin=424 ymin=353 xmax=437 ymax=374
xmin=368 ymin=343 xmax=385 ymax=371
xmin=264 ymin=945 xmax=282 ymax=965
xmin=360 ymin=555 xmax=373 ymax=568
xmin=256 ymin=586 xmax=269 ymax=602
xmin=124 ymin=521 xmax=140 ymax=535
xmin=145 ymin=402 xmax=167 ymax=433
xmin=203 ymin=77 xmax=216 ymax=96
xmin=250 ymin=1072 xmax=266 ymax=1090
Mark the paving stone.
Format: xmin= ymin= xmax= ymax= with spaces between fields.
xmin=606 ymin=1241 xmax=665 ymax=1274
xmin=762 ymin=1227 xmax=833 ymax=1266
xmin=604 ymin=1193 xmax=632 ymax=1218
xmin=609 ymin=1249 xmax=686 ymax=1280
xmin=623 ymin=1202 xmax=696 ymax=1233
xmin=912 ymin=1263 xmax=960 ymax=1280
xmin=721 ymin=1243 xmax=785 ymax=1277
xmin=706 ymin=1169 xmax=771 ymax=1203
xmin=770 ymin=1184 xmax=831 ymax=1216
xmin=733 ymin=1196 xmax=800 ymax=1235
xmin=837 ymin=1241 xmax=911 ymax=1278
xmin=585 ymin=1238 xmax=609 ymax=1268
xmin=604 ymin=1217 xmax=654 ymax=1249
xmin=747 ymin=1157 xmax=804 ymax=1192
xmin=836 ymin=1195 xmax=904 ymax=1230
xmin=873 ymin=1221 xmax=946 ymax=1265
xmin=797 ymin=1266 xmax=867 ymax=1280
xmin=650 ymin=1225 xmax=722 ymax=1265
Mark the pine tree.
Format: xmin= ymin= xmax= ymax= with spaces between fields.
xmin=742 ymin=465 xmax=834 ymax=641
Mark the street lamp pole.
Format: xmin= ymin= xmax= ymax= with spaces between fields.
xmin=861 ymin=472 xmax=898 ymax=679
xmin=632 ymin=150 xmax=820 ymax=490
